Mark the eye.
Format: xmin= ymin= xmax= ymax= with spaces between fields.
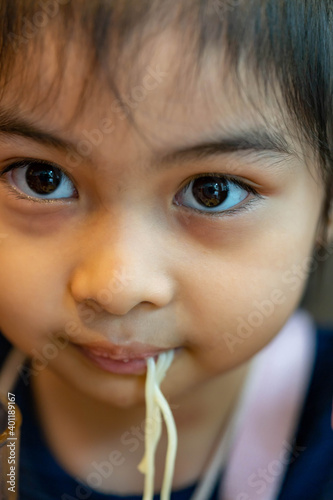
xmin=1 ymin=159 xmax=77 ymax=200
xmin=174 ymin=175 xmax=255 ymax=214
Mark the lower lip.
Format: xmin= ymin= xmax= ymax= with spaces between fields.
xmin=77 ymin=346 xmax=156 ymax=375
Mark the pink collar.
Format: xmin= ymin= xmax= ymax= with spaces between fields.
xmin=220 ymin=310 xmax=316 ymax=500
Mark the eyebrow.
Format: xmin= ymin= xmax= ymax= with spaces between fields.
xmin=0 ymin=108 xmax=294 ymax=166
xmin=158 ymin=127 xmax=293 ymax=166
xmin=0 ymin=110 xmax=76 ymax=153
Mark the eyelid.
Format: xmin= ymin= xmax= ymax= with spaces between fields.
xmin=0 ymin=158 xmax=76 ymax=186
xmin=174 ymin=173 xmax=265 ymax=217
xmin=178 ymin=196 xmax=263 ymax=218
xmin=177 ymin=172 xmax=259 ymax=195
xmin=0 ymin=158 xmax=78 ymax=203
xmin=0 ymin=157 xmax=79 ymax=206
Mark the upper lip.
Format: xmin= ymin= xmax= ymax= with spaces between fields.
xmin=72 ymin=340 xmax=171 ymax=361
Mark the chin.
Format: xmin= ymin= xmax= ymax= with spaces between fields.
xmin=73 ymin=374 xmax=147 ymax=409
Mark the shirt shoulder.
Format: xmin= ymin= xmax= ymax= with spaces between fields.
xmin=277 ymin=323 xmax=333 ymax=500
xmin=0 ymin=332 xmax=12 ymax=368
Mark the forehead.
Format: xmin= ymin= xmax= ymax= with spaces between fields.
xmin=0 ymin=29 xmax=302 ymax=163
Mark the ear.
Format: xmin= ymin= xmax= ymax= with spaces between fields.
xmin=316 ymin=202 xmax=333 ymax=249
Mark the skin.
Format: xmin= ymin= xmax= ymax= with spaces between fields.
xmin=0 ymin=33 xmax=330 ymax=493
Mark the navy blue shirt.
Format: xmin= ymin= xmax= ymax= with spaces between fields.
xmin=1 ymin=325 xmax=333 ymax=500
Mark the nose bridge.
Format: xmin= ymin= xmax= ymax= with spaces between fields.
xmin=69 ymin=212 xmax=173 ymax=314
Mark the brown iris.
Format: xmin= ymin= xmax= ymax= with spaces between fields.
xmin=192 ymin=176 xmax=229 ymax=208
xmin=25 ymin=163 xmax=62 ymax=195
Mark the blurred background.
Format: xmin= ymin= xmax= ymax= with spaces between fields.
xmin=302 ymin=251 xmax=333 ymax=325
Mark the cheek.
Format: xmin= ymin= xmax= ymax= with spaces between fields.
xmin=183 ymin=216 xmax=319 ymax=372
xmin=186 ymin=273 xmax=301 ymax=373
xmin=0 ymin=236 xmax=67 ymax=350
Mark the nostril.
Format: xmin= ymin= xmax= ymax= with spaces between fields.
xmin=76 ymin=300 xmax=102 ymax=325
xmin=82 ymin=298 xmax=103 ymax=313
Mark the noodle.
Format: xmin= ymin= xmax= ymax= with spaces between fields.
xmin=138 ymin=350 xmax=177 ymax=500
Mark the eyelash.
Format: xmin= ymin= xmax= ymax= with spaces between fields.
xmin=0 ymin=159 xmax=77 ymax=204
xmin=175 ymin=174 xmax=263 ymax=218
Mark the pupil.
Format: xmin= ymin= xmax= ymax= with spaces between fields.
xmin=192 ymin=176 xmax=228 ymax=207
xmin=26 ymin=164 xmax=61 ymax=195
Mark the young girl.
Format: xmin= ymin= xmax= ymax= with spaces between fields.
xmin=0 ymin=0 xmax=332 ymax=499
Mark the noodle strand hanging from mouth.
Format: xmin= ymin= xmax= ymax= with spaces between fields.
xmin=138 ymin=350 xmax=177 ymax=500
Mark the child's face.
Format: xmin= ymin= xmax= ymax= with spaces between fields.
xmin=0 ymin=38 xmax=327 ymax=407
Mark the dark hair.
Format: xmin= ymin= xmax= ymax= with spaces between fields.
xmin=1 ymin=0 xmax=333 ymax=240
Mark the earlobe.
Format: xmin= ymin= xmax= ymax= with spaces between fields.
xmin=315 ymin=201 xmax=333 ymax=249
xmin=316 ymin=195 xmax=333 ymax=248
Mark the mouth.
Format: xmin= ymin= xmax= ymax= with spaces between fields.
xmin=73 ymin=341 xmax=175 ymax=375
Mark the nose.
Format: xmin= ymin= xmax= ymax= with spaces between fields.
xmin=69 ymin=217 xmax=175 ymax=316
